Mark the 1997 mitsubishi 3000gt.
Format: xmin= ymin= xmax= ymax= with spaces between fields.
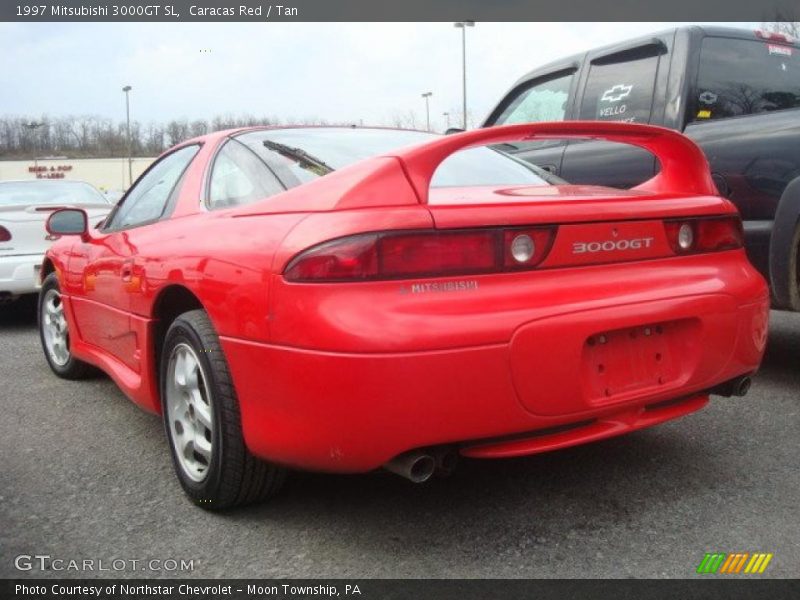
xmin=38 ymin=122 xmax=769 ymax=509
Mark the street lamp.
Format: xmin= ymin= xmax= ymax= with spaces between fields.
xmin=453 ymin=21 xmax=475 ymax=130
xmin=421 ymin=92 xmax=433 ymax=132
xmin=25 ymin=121 xmax=45 ymax=171
xmin=443 ymin=111 xmax=450 ymax=129
xmin=122 ymin=85 xmax=133 ymax=188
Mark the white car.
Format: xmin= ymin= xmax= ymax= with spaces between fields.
xmin=0 ymin=180 xmax=113 ymax=302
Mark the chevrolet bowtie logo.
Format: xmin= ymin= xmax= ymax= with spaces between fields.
xmin=697 ymin=552 xmax=774 ymax=574
xmin=601 ymin=84 xmax=633 ymax=103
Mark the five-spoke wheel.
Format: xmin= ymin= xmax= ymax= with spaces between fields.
xmin=38 ymin=272 xmax=94 ymax=379
xmin=161 ymin=309 xmax=285 ymax=509
xmin=165 ymin=343 xmax=215 ymax=482
xmin=41 ymin=288 xmax=70 ymax=367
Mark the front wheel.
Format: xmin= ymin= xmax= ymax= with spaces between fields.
xmin=161 ymin=309 xmax=285 ymax=510
xmin=38 ymin=273 xmax=95 ymax=379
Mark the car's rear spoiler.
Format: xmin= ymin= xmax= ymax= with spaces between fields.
xmin=387 ymin=121 xmax=717 ymax=204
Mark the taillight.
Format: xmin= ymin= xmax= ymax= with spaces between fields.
xmin=0 ymin=226 xmax=11 ymax=242
xmin=664 ymin=216 xmax=743 ymax=255
xmin=284 ymin=227 xmax=557 ymax=282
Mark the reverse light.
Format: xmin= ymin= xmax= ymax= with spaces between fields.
xmin=0 ymin=226 xmax=11 ymax=242
xmin=677 ymin=223 xmax=694 ymax=251
xmin=510 ymin=234 xmax=535 ymax=263
xmin=284 ymin=227 xmax=557 ymax=282
xmin=665 ymin=216 xmax=743 ymax=255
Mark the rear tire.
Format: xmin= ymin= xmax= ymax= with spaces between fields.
xmin=789 ymin=223 xmax=800 ymax=311
xmin=38 ymin=273 xmax=95 ymax=380
xmin=160 ymin=309 xmax=286 ymax=510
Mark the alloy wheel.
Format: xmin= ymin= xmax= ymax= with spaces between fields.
xmin=165 ymin=343 xmax=215 ymax=482
xmin=41 ymin=289 xmax=70 ymax=366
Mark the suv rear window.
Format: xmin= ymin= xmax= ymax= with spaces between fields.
xmin=694 ymin=37 xmax=800 ymax=121
xmin=578 ymin=54 xmax=659 ymax=123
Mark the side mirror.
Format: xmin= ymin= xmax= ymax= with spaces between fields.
xmin=47 ymin=208 xmax=88 ymax=237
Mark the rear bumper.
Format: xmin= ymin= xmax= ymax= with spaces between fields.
xmin=222 ymin=290 xmax=768 ymax=473
xmin=0 ymin=254 xmax=43 ymax=296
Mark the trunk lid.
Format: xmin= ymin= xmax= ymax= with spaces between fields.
xmin=427 ymin=185 xmax=735 ymax=268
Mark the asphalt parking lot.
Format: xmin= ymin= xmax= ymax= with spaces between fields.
xmin=1 ymin=297 xmax=798 ymax=579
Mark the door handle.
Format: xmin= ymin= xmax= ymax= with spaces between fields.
xmin=121 ymin=260 xmax=134 ymax=282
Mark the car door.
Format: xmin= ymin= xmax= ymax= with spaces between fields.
xmin=68 ymin=145 xmax=200 ymax=372
xmin=559 ymin=36 xmax=673 ymax=188
xmin=485 ymin=65 xmax=579 ymax=177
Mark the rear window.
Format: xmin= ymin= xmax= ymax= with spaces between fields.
xmin=694 ymin=37 xmax=800 ymax=121
xmin=578 ymin=53 xmax=660 ymax=123
xmin=236 ymin=128 xmax=550 ymax=191
xmin=0 ymin=181 xmax=108 ymax=207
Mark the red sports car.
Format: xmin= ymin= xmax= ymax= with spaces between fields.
xmin=39 ymin=123 xmax=769 ymax=509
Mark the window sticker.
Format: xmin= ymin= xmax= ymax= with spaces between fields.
xmin=768 ymin=44 xmax=793 ymax=57
xmin=699 ymin=91 xmax=718 ymax=105
xmin=696 ymin=110 xmax=712 ymax=119
xmin=600 ymin=84 xmax=633 ymax=103
xmin=597 ymin=84 xmax=635 ymax=120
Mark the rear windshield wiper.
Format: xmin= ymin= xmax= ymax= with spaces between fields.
xmin=263 ymin=139 xmax=334 ymax=177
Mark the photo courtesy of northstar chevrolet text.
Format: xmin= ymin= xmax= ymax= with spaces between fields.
xmin=0 ymin=1 xmax=798 ymax=595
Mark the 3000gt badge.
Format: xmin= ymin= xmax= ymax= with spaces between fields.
xmin=573 ymin=237 xmax=654 ymax=254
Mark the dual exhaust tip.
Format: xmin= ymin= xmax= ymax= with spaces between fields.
xmin=384 ymin=448 xmax=458 ymax=483
xmin=710 ymin=375 xmax=752 ymax=398
xmin=385 ymin=375 xmax=754 ymax=483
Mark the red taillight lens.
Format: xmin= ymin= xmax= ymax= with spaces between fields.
xmin=380 ymin=231 xmax=496 ymax=278
xmin=0 ymin=226 xmax=11 ymax=242
xmin=284 ymin=227 xmax=557 ymax=282
xmin=664 ymin=216 xmax=743 ymax=255
xmin=283 ymin=234 xmax=379 ymax=281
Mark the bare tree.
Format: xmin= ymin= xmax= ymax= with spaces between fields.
xmin=0 ymin=112 xmax=358 ymax=159
xmin=763 ymin=14 xmax=799 ymax=37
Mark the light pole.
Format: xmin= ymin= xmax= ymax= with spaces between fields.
xmin=122 ymin=85 xmax=133 ymax=188
xmin=25 ymin=121 xmax=45 ymax=172
xmin=453 ymin=21 xmax=474 ymax=130
xmin=443 ymin=111 xmax=450 ymax=129
xmin=421 ymin=92 xmax=432 ymax=132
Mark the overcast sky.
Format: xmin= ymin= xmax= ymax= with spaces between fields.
xmin=0 ymin=21 xmax=757 ymax=130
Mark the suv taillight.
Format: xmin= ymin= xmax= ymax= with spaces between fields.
xmin=664 ymin=216 xmax=743 ymax=255
xmin=284 ymin=227 xmax=557 ymax=282
xmin=0 ymin=226 xmax=11 ymax=242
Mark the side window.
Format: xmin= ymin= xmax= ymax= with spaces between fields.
xmin=579 ymin=53 xmax=660 ymax=123
xmin=107 ymin=145 xmax=199 ymax=230
xmin=494 ymin=72 xmax=574 ymax=125
xmin=694 ymin=37 xmax=800 ymax=121
xmin=208 ymin=139 xmax=285 ymax=209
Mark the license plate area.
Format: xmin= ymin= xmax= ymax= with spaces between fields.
xmin=581 ymin=320 xmax=696 ymax=406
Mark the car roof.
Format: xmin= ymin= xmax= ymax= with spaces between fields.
xmin=506 ymin=25 xmax=797 ymax=90
xmin=179 ymin=125 xmax=438 ymax=149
